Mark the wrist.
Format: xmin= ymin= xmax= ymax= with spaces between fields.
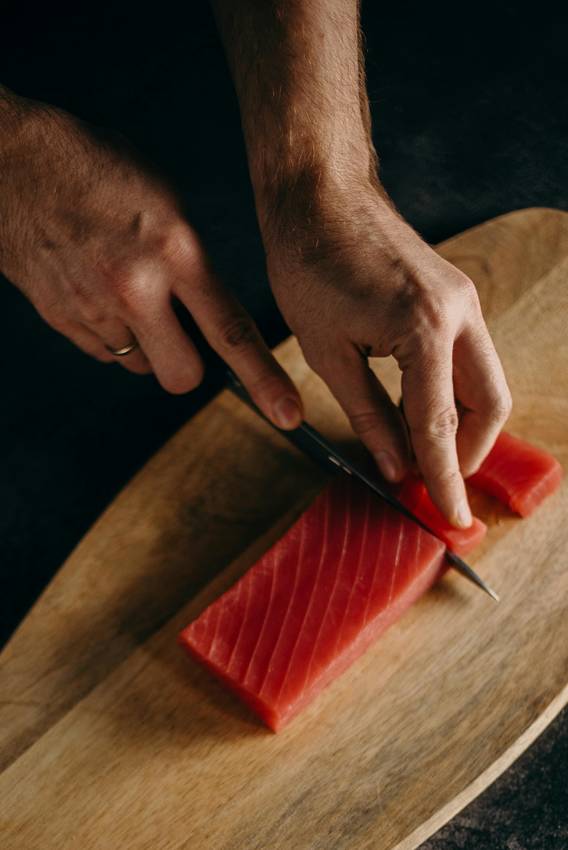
xmin=249 ymin=111 xmax=378 ymax=208
xmin=255 ymin=157 xmax=369 ymax=239
xmin=257 ymin=163 xmax=401 ymax=262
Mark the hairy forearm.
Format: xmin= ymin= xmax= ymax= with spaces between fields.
xmin=212 ymin=0 xmax=382 ymax=231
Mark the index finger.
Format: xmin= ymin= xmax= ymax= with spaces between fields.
xmin=175 ymin=269 xmax=303 ymax=429
xmin=400 ymin=342 xmax=472 ymax=528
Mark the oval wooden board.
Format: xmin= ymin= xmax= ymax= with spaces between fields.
xmin=1 ymin=208 xmax=568 ymax=850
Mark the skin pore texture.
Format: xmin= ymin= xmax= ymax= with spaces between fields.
xmin=0 ymin=1 xmax=511 ymax=528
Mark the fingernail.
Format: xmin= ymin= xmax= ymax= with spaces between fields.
xmin=375 ymin=451 xmax=400 ymax=483
xmin=454 ymin=500 xmax=473 ymax=529
xmin=273 ymin=397 xmax=302 ymax=429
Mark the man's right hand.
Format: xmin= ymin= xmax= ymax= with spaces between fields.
xmin=0 ymin=89 xmax=303 ymax=429
xmin=263 ymin=186 xmax=512 ymax=528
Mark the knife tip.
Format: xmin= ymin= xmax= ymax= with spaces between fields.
xmin=486 ymin=584 xmax=500 ymax=604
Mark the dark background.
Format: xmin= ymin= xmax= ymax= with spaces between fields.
xmin=1 ymin=2 xmax=567 ymax=847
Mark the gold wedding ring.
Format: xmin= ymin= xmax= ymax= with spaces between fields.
xmin=105 ymin=339 xmax=139 ymax=357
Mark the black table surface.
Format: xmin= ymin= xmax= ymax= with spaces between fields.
xmin=1 ymin=3 xmax=567 ymax=847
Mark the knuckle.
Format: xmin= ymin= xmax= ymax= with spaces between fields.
xmin=349 ymin=411 xmax=382 ymax=438
xmin=171 ymin=227 xmax=200 ymax=265
xmin=487 ymin=389 xmax=513 ymax=423
xmin=403 ymin=272 xmax=478 ymax=338
xmin=217 ymin=315 xmax=258 ymax=352
xmin=154 ymin=223 xmax=197 ymax=265
xmin=97 ymin=264 xmax=146 ymax=314
xmin=428 ymin=465 xmax=462 ymax=489
xmin=410 ymin=292 xmax=450 ymax=337
xmin=113 ymin=271 xmax=140 ymax=308
xmin=454 ymin=271 xmax=478 ymax=304
xmin=417 ymin=405 xmax=459 ymax=441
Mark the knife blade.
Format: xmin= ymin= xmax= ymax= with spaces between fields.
xmin=227 ymin=371 xmax=499 ymax=603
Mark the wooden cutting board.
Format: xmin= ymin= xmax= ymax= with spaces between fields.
xmin=1 ymin=208 xmax=567 ymax=850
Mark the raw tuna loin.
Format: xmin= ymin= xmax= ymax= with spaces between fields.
xmin=179 ymin=476 xmax=447 ymax=731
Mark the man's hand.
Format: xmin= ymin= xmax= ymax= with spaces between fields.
xmin=264 ymin=187 xmax=512 ymax=527
xmin=212 ymin=0 xmax=512 ymax=525
xmin=0 ymin=89 xmax=302 ymax=428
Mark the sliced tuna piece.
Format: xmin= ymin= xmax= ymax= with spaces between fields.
xmin=468 ymin=431 xmax=563 ymax=516
xmin=398 ymin=475 xmax=487 ymax=555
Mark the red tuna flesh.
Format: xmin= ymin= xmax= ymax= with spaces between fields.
xmin=179 ymin=476 xmax=447 ymax=731
xmin=398 ymin=475 xmax=487 ymax=555
xmin=468 ymin=431 xmax=563 ymax=516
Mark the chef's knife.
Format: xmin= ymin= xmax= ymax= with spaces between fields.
xmin=227 ymin=371 xmax=499 ymax=603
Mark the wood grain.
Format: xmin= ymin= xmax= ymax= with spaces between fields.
xmin=0 ymin=207 xmax=567 ymax=850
